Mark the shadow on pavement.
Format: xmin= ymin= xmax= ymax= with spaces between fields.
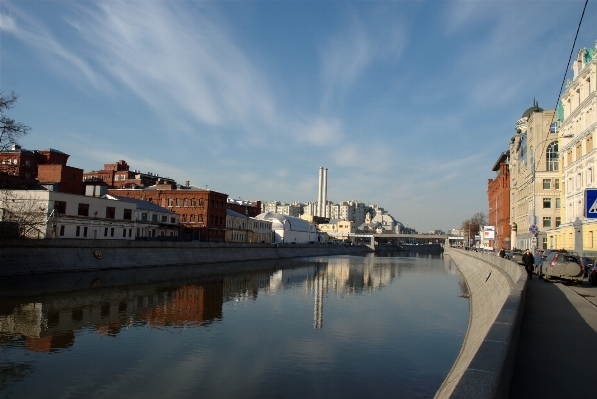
xmin=509 ymin=278 xmax=597 ymax=398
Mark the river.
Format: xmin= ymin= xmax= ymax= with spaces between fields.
xmin=0 ymin=251 xmax=468 ymax=399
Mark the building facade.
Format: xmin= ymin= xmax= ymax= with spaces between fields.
xmin=509 ymin=103 xmax=561 ymax=250
xmin=548 ymin=42 xmax=597 ymax=252
xmin=108 ymin=180 xmax=227 ymax=242
xmin=487 ymin=151 xmax=511 ymax=250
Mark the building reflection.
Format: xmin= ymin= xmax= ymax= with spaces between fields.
xmin=0 ymin=254 xmax=462 ymax=352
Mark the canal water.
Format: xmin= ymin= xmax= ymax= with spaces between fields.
xmin=0 ymin=252 xmax=469 ymax=399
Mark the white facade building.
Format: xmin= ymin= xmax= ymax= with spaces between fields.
xmin=255 ymin=212 xmax=320 ymax=243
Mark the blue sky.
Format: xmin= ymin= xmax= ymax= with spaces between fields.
xmin=2 ymin=0 xmax=596 ymax=232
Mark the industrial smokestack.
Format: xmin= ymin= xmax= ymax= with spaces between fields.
xmin=323 ymin=168 xmax=328 ymax=218
xmin=318 ymin=167 xmax=323 ymax=217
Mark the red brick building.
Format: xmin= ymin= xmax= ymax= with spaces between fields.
xmin=108 ymin=180 xmax=228 ymax=241
xmin=226 ymin=199 xmax=262 ymax=218
xmin=0 ymin=145 xmax=82 ymax=194
xmin=84 ymin=160 xmax=175 ymax=189
xmin=488 ymin=151 xmax=511 ymax=250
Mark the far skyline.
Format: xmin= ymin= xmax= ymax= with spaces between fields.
xmin=2 ymin=1 xmax=596 ymax=232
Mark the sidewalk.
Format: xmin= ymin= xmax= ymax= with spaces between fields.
xmin=509 ymin=277 xmax=597 ymax=398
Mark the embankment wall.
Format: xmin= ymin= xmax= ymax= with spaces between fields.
xmin=435 ymin=248 xmax=527 ymax=399
xmin=0 ymin=239 xmax=371 ymax=276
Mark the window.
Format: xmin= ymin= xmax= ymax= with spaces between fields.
xmin=543 ymin=179 xmax=551 ymax=190
xmin=190 ymin=215 xmax=195 ymax=223
xmin=546 ymin=141 xmax=559 ymax=171
xmin=78 ymin=203 xmax=89 ymax=216
xmin=184 ymin=199 xmax=188 ymax=207
xmin=152 ymin=214 xmax=157 ymax=222
xmin=162 ymin=215 xmax=167 ymax=223
xmin=141 ymin=213 xmax=148 ymax=221
xmin=198 ymin=215 xmax=203 ymax=223
xmin=182 ymin=215 xmax=187 ymax=222
xmin=192 ymin=199 xmax=196 ymax=207
xmin=168 ymin=198 xmax=173 ymax=207
xmin=123 ymin=228 xmax=126 ymax=237
xmin=199 ymin=199 xmax=204 ymax=207
xmin=176 ymin=199 xmax=180 ymax=207
xmin=54 ymin=201 xmax=66 ymax=214
xmin=123 ymin=209 xmax=132 ymax=220
xmin=76 ymin=226 xmax=80 ymax=237
xmin=106 ymin=207 xmax=116 ymax=219
xmin=129 ymin=229 xmax=132 ymax=237
xmin=171 ymin=217 xmax=176 ymax=224
xmin=59 ymin=225 xmax=65 ymax=236
xmin=556 ymin=217 xmax=561 ymax=227
xmin=84 ymin=227 xmax=88 ymax=237
xmin=543 ymin=217 xmax=552 ymax=228
xmin=104 ymin=227 xmax=108 ymax=237
xmin=556 ymin=198 xmax=561 ymax=208
xmin=576 ymin=142 xmax=583 ymax=160
xmin=555 ymin=179 xmax=560 ymax=190
xmin=110 ymin=228 xmax=114 ymax=237
xmin=25 ymin=160 xmax=30 ymax=166
xmin=543 ymin=198 xmax=552 ymax=208
xmin=588 ymin=168 xmax=594 ymax=184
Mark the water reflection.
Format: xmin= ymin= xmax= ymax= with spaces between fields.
xmin=0 ymin=253 xmax=468 ymax=399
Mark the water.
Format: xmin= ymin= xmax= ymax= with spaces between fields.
xmin=0 ymin=252 xmax=468 ymax=399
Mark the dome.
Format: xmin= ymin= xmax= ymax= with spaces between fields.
xmin=522 ymin=99 xmax=543 ymax=119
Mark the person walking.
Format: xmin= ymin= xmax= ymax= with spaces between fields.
xmin=498 ymin=247 xmax=505 ymax=258
xmin=522 ymin=249 xmax=534 ymax=279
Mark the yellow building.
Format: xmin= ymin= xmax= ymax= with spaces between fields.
xmin=547 ymin=42 xmax=597 ymax=254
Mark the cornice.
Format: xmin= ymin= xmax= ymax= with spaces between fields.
xmin=562 ymin=58 xmax=596 ymax=98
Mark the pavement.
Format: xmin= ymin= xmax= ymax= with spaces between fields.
xmin=509 ymin=275 xmax=597 ymax=398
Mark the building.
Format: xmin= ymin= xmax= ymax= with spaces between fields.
xmin=226 ymin=198 xmax=261 ymax=218
xmin=83 ymin=160 xmax=176 ymax=189
xmin=0 ymin=190 xmax=177 ymax=239
xmin=225 ymin=209 xmax=273 ymax=243
xmin=255 ymin=212 xmax=319 ymax=243
xmin=105 ymin=195 xmax=180 ymax=239
xmin=488 ymin=151 xmax=511 ymax=250
xmin=0 ymin=146 xmax=82 ymax=193
xmin=108 ymin=180 xmax=227 ymax=242
xmin=548 ymin=41 xmax=597 ymax=252
xmin=508 ymin=101 xmax=561 ymax=250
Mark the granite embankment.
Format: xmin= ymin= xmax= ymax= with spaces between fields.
xmin=0 ymin=239 xmax=372 ymax=276
xmin=435 ymin=248 xmax=527 ymax=399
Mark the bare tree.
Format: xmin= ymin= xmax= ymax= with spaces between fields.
xmin=461 ymin=212 xmax=487 ymax=247
xmin=0 ymin=191 xmax=48 ymax=239
xmin=0 ymin=92 xmax=30 ymax=152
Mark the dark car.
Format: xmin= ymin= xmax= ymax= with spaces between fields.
xmin=543 ymin=252 xmax=584 ymax=284
xmin=588 ymin=265 xmax=597 ymax=286
xmin=580 ymin=257 xmax=595 ymax=277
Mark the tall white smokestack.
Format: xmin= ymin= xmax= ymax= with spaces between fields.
xmin=317 ymin=167 xmax=323 ymax=217
xmin=323 ymin=168 xmax=328 ymax=218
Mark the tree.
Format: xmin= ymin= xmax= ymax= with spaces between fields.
xmin=0 ymin=91 xmax=30 ymax=152
xmin=461 ymin=212 xmax=487 ymax=247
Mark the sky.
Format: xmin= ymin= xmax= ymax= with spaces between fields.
xmin=1 ymin=0 xmax=596 ymax=233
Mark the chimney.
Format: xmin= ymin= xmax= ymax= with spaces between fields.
xmin=317 ymin=167 xmax=323 ymax=217
xmin=185 ymin=180 xmax=190 ymax=186
xmin=323 ymin=168 xmax=328 ymax=218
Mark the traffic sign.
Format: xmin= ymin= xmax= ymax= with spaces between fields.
xmin=529 ymin=224 xmax=539 ymax=234
xmin=586 ymin=189 xmax=597 ymax=218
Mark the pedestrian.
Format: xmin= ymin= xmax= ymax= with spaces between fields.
xmin=498 ymin=247 xmax=505 ymax=258
xmin=522 ymin=249 xmax=534 ymax=279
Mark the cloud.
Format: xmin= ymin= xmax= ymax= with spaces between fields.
xmin=295 ymin=118 xmax=344 ymax=147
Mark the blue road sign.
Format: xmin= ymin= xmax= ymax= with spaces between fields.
xmin=586 ymin=189 xmax=597 ymax=218
xmin=529 ymin=224 xmax=539 ymax=234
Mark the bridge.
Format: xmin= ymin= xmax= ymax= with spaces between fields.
xmin=344 ymin=233 xmax=461 ymax=250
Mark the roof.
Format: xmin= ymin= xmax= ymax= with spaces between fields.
xmin=105 ymin=194 xmax=176 ymax=214
xmin=492 ymin=151 xmax=510 ymax=171
xmin=255 ymin=212 xmax=313 ymax=232
xmin=521 ymin=100 xmax=543 ymax=119
xmin=226 ymin=209 xmax=249 ymax=218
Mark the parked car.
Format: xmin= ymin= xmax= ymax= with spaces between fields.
xmin=588 ymin=265 xmax=597 ymax=286
xmin=537 ymin=249 xmax=567 ymax=278
xmin=542 ymin=252 xmax=584 ymax=284
xmin=580 ymin=257 xmax=595 ymax=277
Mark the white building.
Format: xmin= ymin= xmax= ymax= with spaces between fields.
xmin=0 ymin=190 xmax=179 ymax=240
xmin=255 ymin=212 xmax=320 ymax=243
xmin=105 ymin=195 xmax=180 ymax=238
